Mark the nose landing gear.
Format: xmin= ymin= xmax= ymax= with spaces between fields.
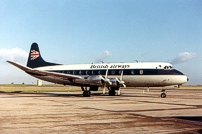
xmin=161 ymin=89 xmax=166 ymax=98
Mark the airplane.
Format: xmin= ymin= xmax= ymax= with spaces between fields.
xmin=7 ymin=43 xmax=189 ymax=98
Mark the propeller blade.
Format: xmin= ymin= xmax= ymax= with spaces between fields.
xmin=101 ymin=67 xmax=112 ymax=85
xmin=105 ymin=68 xmax=108 ymax=77
xmin=116 ymin=70 xmax=126 ymax=88
xmin=102 ymin=83 xmax=106 ymax=94
xmin=120 ymin=70 xmax=124 ymax=81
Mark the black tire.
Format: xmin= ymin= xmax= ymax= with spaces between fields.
xmin=87 ymin=91 xmax=91 ymax=97
xmin=109 ymin=89 xmax=116 ymax=96
xmin=161 ymin=92 xmax=166 ymax=98
xmin=83 ymin=91 xmax=86 ymax=97
xmin=83 ymin=91 xmax=91 ymax=97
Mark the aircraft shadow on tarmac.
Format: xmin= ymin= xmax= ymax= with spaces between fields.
xmin=0 ymin=91 xmax=160 ymax=98
xmin=0 ymin=91 xmax=106 ymax=98
xmin=172 ymin=116 xmax=202 ymax=123
xmin=172 ymin=116 xmax=202 ymax=133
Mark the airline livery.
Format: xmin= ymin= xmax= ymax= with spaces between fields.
xmin=7 ymin=43 xmax=189 ymax=98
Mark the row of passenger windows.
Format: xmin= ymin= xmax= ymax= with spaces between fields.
xmin=53 ymin=70 xmax=145 ymax=75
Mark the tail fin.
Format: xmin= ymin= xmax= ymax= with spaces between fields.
xmin=27 ymin=43 xmax=60 ymax=68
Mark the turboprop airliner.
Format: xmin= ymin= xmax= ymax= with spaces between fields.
xmin=7 ymin=43 xmax=188 ymax=98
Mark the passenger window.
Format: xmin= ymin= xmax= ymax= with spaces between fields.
xmin=98 ymin=70 xmax=104 ymax=75
xmin=64 ymin=71 xmax=67 ymax=74
xmin=73 ymin=71 xmax=76 ymax=75
xmin=91 ymin=71 xmax=94 ymax=75
xmin=131 ymin=70 xmax=135 ymax=75
xmin=86 ymin=71 xmax=89 ymax=75
xmin=140 ymin=70 xmax=143 ymax=75
xmin=100 ymin=71 xmax=103 ymax=75
xmin=111 ymin=70 xmax=115 ymax=75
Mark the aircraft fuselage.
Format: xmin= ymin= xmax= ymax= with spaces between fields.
xmin=31 ymin=62 xmax=188 ymax=87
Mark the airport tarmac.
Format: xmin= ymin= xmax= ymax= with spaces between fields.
xmin=0 ymin=88 xmax=201 ymax=134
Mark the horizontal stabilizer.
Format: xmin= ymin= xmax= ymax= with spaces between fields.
xmin=7 ymin=61 xmax=33 ymax=72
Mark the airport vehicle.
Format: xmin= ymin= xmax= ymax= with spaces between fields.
xmin=7 ymin=43 xmax=189 ymax=98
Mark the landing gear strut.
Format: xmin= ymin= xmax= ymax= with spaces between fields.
xmin=161 ymin=89 xmax=166 ymax=98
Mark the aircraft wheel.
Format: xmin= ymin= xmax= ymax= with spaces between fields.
xmin=161 ymin=92 xmax=166 ymax=98
xmin=109 ymin=89 xmax=116 ymax=96
xmin=83 ymin=91 xmax=91 ymax=97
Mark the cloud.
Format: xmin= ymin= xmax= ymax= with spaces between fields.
xmin=0 ymin=48 xmax=28 ymax=63
xmin=171 ymin=52 xmax=197 ymax=64
xmin=95 ymin=51 xmax=112 ymax=63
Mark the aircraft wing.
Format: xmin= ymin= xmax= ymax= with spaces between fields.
xmin=7 ymin=61 xmax=123 ymax=87
xmin=7 ymin=61 xmax=83 ymax=80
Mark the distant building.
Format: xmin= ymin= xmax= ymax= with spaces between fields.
xmin=37 ymin=79 xmax=43 ymax=86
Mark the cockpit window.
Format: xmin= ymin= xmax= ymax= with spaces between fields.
xmin=169 ymin=66 xmax=173 ymax=69
xmin=164 ymin=66 xmax=173 ymax=70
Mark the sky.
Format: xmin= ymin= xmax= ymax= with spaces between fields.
xmin=0 ymin=0 xmax=201 ymax=85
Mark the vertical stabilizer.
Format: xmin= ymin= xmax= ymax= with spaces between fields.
xmin=27 ymin=43 xmax=60 ymax=68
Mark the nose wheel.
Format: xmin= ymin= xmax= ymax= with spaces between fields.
xmin=161 ymin=92 xmax=166 ymax=98
xmin=161 ymin=89 xmax=166 ymax=98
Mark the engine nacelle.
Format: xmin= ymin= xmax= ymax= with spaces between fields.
xmin=73 ymin=75 xmax=121 ymax=87
xmin=86 ymin=75 xmax=103 ymax=86
xmin=73 ymin=75 xmax=103 ymax=86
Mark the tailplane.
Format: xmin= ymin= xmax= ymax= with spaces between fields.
xmin=27 ymin=43 xmax=60 ymax=68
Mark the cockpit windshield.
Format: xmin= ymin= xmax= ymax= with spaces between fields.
xmin=164 ymin=65 xmax=174 ymax=70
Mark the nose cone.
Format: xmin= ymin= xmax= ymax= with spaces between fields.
xmin=183 ymin=75 xmax=189 ymax=84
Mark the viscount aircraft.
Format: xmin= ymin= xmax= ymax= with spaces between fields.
xmin=7 ymin=43 xmax=189 ymax=98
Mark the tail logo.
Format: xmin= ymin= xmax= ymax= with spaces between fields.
xmin=30 ymin=50 xmax=40 ymax=60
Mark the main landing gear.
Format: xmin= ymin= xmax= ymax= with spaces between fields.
xmin=81 ymin=86 xmax=91 ymax=97
xmin=83 ymin=90 xmax=91 ymax=97
xmin=108 ymin=88 xmax=116 ymax=96
xmin=106 ymin=87 xmax=120 ymax=96
xmin=161 ymin=89 xmax=166 ymax=98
